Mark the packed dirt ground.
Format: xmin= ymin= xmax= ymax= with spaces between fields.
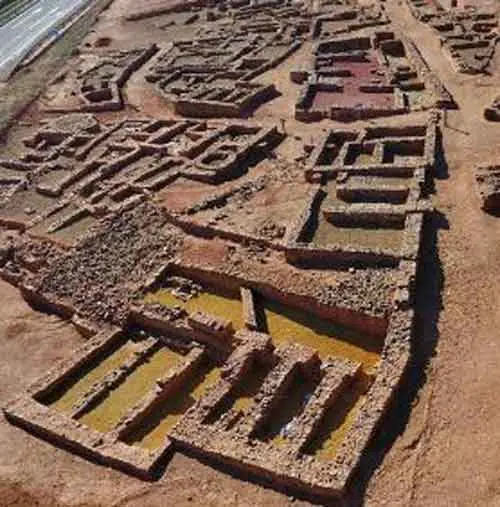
xmin=0 ymin=0 xmax=500 ymax=505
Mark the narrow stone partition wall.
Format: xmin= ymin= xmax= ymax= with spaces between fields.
xmin=168 ymin=308 xmax=412 ymax=499
xmin=3 ymin=325 xmax=222 ymax=479
xmin=285 ymin=114 xmax=436 ymax=268
xmin=241 ymin=287 xmax=259 ymax=331
xmin=293 ymin=30 xmax=454 ymax=122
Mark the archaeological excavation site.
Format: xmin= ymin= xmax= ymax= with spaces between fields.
xmin=0 ymin=0 xmax=499 ymax=505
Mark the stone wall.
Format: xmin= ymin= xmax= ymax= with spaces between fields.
xmin=403 ymin=0 xmax=499 ymax=74
xmin=286 ymin=115 xmax=436 ymax=271
xmin=44 ymin=45 xmax=157 ymax=113
xmin=474 ymin=165 xmax=500 ymax=214
xmin=484 ymin=96 xmax=500 ymax=122
xmin=293 ymin=31 xmax=453 ymax=122
xmin=142 ymin=262 xmax=389 ymax=337
xmin=0 ymin=116 xmax=280 ymax=247
xmin=167 ymin=307 xmax=412 ymax=499
xmin=3 ymin=326 xmax=209 ymax=479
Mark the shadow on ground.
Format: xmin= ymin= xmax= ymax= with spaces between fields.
xmin=149 ymin=207 xmax=450 ymax=507
xmin=341 ymin=209 xmax=449 ymax=507
xmin=150 ymin=125 xmax=452 ymax=506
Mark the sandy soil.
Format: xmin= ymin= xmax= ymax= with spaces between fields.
xmin=0 ymin=0 xmax=500 ymax=505
xmin=364 ymin=1 xmax=500 ymax=506
xmin=0 ymin=280 xmax=309 ymax=507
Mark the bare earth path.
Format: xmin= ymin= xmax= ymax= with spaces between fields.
xmin=0 ymin=279 xmax=310 ymax=507
xmin=0 ymin=1 xmax=500 ymax=506
xmin=364 ymin=1 xmax=500 ymax=506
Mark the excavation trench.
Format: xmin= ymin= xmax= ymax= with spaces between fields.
xmin=78 ymin=346 xmax=185 ymax=433
xmin=123 ymin=359 xmax=222 ymax=451
xmin=260 ymin=298 xmax=381 ymax=374
xmin=40 ymin=337 xmax=137 ymax=413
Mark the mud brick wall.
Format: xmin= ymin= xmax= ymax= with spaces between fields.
xmin=165 ymin=212 xmax=284 ymax=251
xmin=176 ymin=99 xmax=241 ymax=118
xmin=188 ymin=312 xmax=234 ymax=345
xmin=173 ymin=83 xmax=276 ymax=118
xmin=239 ymin=344 xmax=321 ymax=437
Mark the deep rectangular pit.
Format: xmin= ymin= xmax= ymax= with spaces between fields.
xmin=344 ymin=142 xmax=379 ymax=166
xmin=36 ymin=335 xmax=134 ymax=411
xmin=303 ymin=372 xmax=372 ymax=460
xmin=77 ymin=345 xmax=185 ymax=433
xmin=203 ymin=358 xmax=273 ymax=427
xmin=259 ymin=298 xmax=381 ymax=374
xmin=325 ymin=210 xmax=406 ymax=229
xmin=254 ymin=367 xmax=320 ymax=445
xmin=382 ymin=139 xmax=425 ymax=164
xmin=337 ymin=184 xmax=410 ymax=204
xmin=122 ymin=358 xmax=222 ymax=450
xmin=311 ymin=212 xmax=405 ymax=253
xmin=364 ymin=126 xmax=427 ymax=139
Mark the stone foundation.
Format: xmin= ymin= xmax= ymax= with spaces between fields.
xmin=293 ymin=31 xmax=453 ymax=122
xmin=475 ymin=165 xmax=500 ymax=214
xmin=3 ymin=326 xmax=211 ymax=479
xmin=403 ymin=0 xmax=499 ymax=74
xmin=484 ymin=96 xmax=500 ymax=122
xmin=43 ymin=45 xmax=157 ymax=113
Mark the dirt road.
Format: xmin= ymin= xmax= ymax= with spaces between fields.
xmin=364 ymin=2 xmax=500 ymax=506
